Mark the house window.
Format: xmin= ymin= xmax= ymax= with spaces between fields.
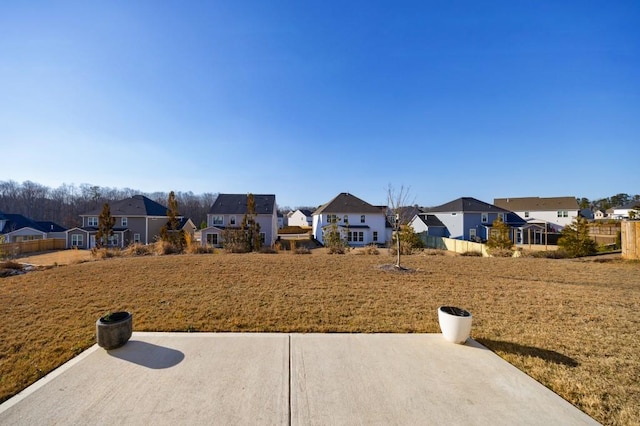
xmin=230 ymin=216 xmax=236 ymax=226
xmin=524 ymin=211 xmax=529 ymax=218
xmin=327 ymin=214 xmax=338 ymax=223
xmin=481 ymin=213 xmax=488 ymax=223
xmin=87 ymin=217 xmax=98 ymax=226
xmin=499 ymin=213 xmax=505 ymax=222
xmin=373 ymin=231 xmax=378 ymax=242
xmin=206 ymin=233 xmax=219 ymax=245
xmin=343 ymin=215 xmax=349 ymax=224
xmin=109 ymin=234 xmax=119 ymax=246
xmin=347 ymin=231 xmax=364 ymax=242
xmin=121 ymin=217 xmax=127 ymax=226
xmin=212 ymin=216 xmax=224 ymax=226
xmin=133 ymin=233 xmax=141 ymax=243
xmin=259 ymin=232 xmax=266 ymax=244
xmin=557 ymin=211 xmax=568 ymax=218
xmin=71 ymin=234 xmax=83 ymax=247
xmin=360 ymin=215 xmax=365 ymax=223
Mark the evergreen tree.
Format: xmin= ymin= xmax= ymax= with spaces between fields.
xmin=96 ymin=203 xmax=115 ymax=247
xmin=558 ymin=217 xmax=597 ymax=258
xmin=487 ymin=216 xmax=513 ymax=250
xmin=241 ymin=193 xmax=262 ymax=252
xmin=160 ymin=191 xmax=185 ymax=249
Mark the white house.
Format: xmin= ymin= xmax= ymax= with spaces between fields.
xmin=610 ymin=202 xmax=640 ymax=220
xmin=493 ymin=196 xmax=579 ymax=232
xmin=312 ymin=192 xmax=388 ymax=247
xmin=287 ymin=209 xmax=313 ymax=228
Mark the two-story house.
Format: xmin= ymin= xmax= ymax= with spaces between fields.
xmin=200 ymin=194 xmax=278 ymax=248
xmin=493 ymin=196 xmax=579 ymax=232
xmin=66 ymin=195 xmax=191 ymax=249
xmin=312 ymin=192 xmax=388 ymax=247
xmin=421 ymin=197 xmax=523 ymax=242
xmin=287 ymin=209 xmax=313 ymax=228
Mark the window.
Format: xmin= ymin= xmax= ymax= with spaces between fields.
xmin=469 ymin=229 xmax=476 ymax=239
xmin=343 ymin=215 xmax=349 ymax=224
xmin=212 ymin=216 xmax=224 ymax=226
xmin=259 ymin=232 xmax=266 ymax=244
xmin=499 ymin=213 xmax=505 ymax=222
xmin=347 ymin=231 xmax=364 ymax=242
xmin=121 ymin=217 xmax=128 ymax=226
xmin=108 ymin=234 xmax=119 ymax=246
xmin=524 ymin=211 xmax=529 ymax=218
xmin=373 ymin=231 xmax=378 ymax=242
xmin=557 ymin=211 xmax=568 ymax=218
xmin=360 ymin=215 xmax=365 ymax=223
xmin=207 ymin=233 xmax=219 ymax=245
xmin=133 ymin=233 xmax=141 ymax=243
xmin=327 ymin=214 xmax=338 ymax=223
xmin=481 ymin=213 xmax=488 ymax=223
xmin=87 ymin=217 xmax=98 ymax=226
xmin=230 ymin=216 xmax=236 ymax=226
xmin=71 ymin=234 xmax=83 ymax=247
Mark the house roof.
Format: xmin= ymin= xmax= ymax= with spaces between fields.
xmin=209 ymin=194 xmax=276 ymax=215
xmin=298 ymin=209 xmax=313 ymax=217
xmin=0 ymin=214 xmax=66 ymax=234
xmin=313 ymin=193 xmax=383 ymax=215
xmin=82 ymin=195 xmax=169 ymax=217
xmin=493 ymin=196 xmax=578 ymax=212
xmin=425 ymin=197 xmax=509 ymax=214
xmin=413 ymin=214 xmax=446 ymax=228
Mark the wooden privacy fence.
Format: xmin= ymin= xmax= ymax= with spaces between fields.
xmin=621 ymin=221 xmax=640 ymax=260
xmin=420 ymin=234 xmax=489 ymax=257
xmin=1 ymin=239 xmax=66 ymax=256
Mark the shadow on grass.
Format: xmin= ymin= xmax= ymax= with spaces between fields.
xmin=108 ymin=341 xmax=185 ymax=369
xmin=477 ymin=338 xmax=579 ymax=368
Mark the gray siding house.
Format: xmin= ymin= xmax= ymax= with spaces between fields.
xmin=201 ymin=194 xmax=278 ymax=248
xmin=0 ymin=211 xmax=66 ymax=242
xmin=423 ymin=197 xmax=520 ymax=242
xmin=66 ymin=195 xmax=188 ymax=249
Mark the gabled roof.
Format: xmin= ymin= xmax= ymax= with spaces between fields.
xmin=298 ymin=209 xmax=313 ymax=217
xmin=413 ymin=213 xmax=445 ymax=228
xmin=0 ymin=214 xmax=66 ymax=234
xmin=82 ymin=195 xmax=169 ymax=217
xmin=313 ymin=193 xmax=383 ymax=215
xmin=425 ymin=197 xmax=509 ymax=214
xmin=493 ymin=196 xmax=578 ymax=212
xmin=209 ymin=194 xmax=276 ymax=215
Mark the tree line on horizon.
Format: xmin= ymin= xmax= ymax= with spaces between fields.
xmin=0 ymin=180 xmax=638 ymax=230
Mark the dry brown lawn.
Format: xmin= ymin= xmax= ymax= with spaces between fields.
xmin=1 ymin=250 xmax=639 ymax=425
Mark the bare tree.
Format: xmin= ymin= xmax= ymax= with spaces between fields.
xmin=386 ymin=184 xmax=413 ymax=269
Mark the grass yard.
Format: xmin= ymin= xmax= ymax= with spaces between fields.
xmin=1 ymin=250 xmax=639 ymax=425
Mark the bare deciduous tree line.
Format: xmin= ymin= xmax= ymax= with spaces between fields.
xmin=0 ymin=180 xmax=217 ymax=229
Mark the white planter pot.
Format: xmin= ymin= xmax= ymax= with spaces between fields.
xmin=438 ymin=306 xmax=472 ymax=344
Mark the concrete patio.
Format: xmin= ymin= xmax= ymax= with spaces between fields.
xmin=0 ymin=332 xmax=599 ymax=425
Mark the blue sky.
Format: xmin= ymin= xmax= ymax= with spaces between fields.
xmin=1 ymin=1 xmax=638 ymax=208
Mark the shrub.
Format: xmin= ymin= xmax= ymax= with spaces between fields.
xmin=154 ymin=241 xmax=181 ymax=255
xmin=123 ymin=243 xmax=154 ymax=257
xmin=91 ymin=248 xmax=121 ymax=259
xmin=0 ymin=260 xmax=23 ymax=270
xmin=423 ymin=249 xmax=445 ymax=256
xmin=259 ymin=246 xmax=278 ymax=254
xmin=389 ymin=240 xmax=414 ymax=256
xmin=460 ymin=251 xmax=482 ymax=257
xmin=361 ymin=245 xmax=380 ymax=255
xmin=294 ymin=246 xmax=311 ymax=255
xmin=525 ymin=250 xmax=569 ymax=259
xmin=488 ymin=248 xmax=514 ymax=258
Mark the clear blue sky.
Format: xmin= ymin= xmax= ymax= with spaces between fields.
xmin=1 ymin=1 xmax=638 ymax=208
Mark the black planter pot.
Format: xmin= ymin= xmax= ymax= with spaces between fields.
xmin=96 ymin=311 xmax=133 ymax=349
